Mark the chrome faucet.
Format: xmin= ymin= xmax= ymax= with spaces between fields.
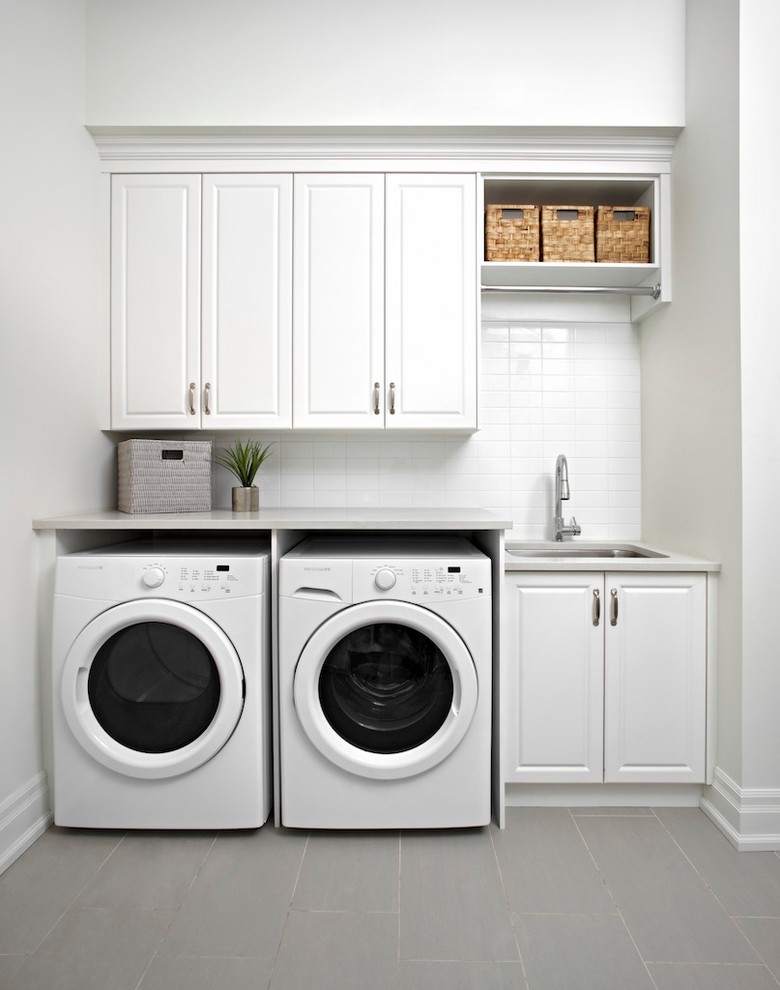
xmin=554 ymin=454 xmax=582 ymax=542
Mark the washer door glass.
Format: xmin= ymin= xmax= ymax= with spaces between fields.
xmin=293 ymin=600 xmax=478 ymax=780
xmin=88 ymin=621 xmax=220 ymax=754
xmin=61 ymin=599 xmax=244 ymax=780
xmin=318 ymin=622 xmax=453 ymax=754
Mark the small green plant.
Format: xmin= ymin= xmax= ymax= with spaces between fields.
xmin=215 ymin=439 xmax=274 ymax=488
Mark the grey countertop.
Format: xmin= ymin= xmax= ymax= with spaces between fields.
xmin=504 ymin=540 xmax=720 ymax=572
xmin=33 ymin=507 xmax=512 ymax=532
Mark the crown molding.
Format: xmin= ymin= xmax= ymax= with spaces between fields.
xmin=88 ymin=128 xmax=677 ymax=170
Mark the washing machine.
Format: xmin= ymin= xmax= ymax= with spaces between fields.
xmin=51 ymin=539 xmax=271 ymax=829
xmin=278 ymin=535 xmax=492 ymax=829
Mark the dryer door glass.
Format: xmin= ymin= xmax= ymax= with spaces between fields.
xmin=88 ymin=622 xmax=220 ymax=753
xmin=318 ymin=622 xmax=454 ymax=754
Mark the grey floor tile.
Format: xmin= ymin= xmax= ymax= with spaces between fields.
xmin=9 ymin=907 xmax=173 ymax=990
xmin=398 ymin=960 xmax=525 ymax=989
xmin=577 ymin=816 xmax=759 ymax=963
xmin=647 ymin=961 xmax=780 ymax=989
xmin=271 ymin=911 xmax=398 ymax=990
xmin=138 ymin=954 xmax=274 ymax=990
xmin=736 ymin=918 xmax=780 ymax=981
xmin=400 ymin=829 xmax=517 ymax=962
xmin=159 ymin=825 xmax=307 ymax=959
xmin=0 ymin=954 xmax=25 ymax=987
xmin=514 ymin=913 xmax=654 ymax=990
xmin=655 ymin=808 xmax=780 ymax=917
xmin=0 ymin=827 xmax=123 ymax=954
xmin=491 ymin=808 xmax=615 ymax=914
xmin=76 ymin=831 xmax=216 ymax=911
xmin=293 ymin=830 xmax=399 ymax=912
xmin=570 ymin=806 xmax=655 ymax=817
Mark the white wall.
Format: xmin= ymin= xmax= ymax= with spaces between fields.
xmin=0 ymin=0 xmax=112 ymax=867
xmin=739 ymin=0 xmax=780 ymax=791
xmin=642 ymin=0 xmax=780 ymax=837
xmin=84 ymin=0 xmax=685 ymax=130
xmin=640 ymin=0 xmax=742 ymax=781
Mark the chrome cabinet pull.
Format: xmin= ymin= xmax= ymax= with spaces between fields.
xmin=204 ymin=382 xmax=212 ymax=415
xmin=188 ymin=382 xmax=197 ymax=416
xmin=592 ymin=589 xmax=601 ymax=626
xmin=389 ymin=382 xmax=396 ymax=415
xmin=373 ymin=382 xmax=380 ymax=415
xmin=610 ymin=588 xmax=618 ymax=626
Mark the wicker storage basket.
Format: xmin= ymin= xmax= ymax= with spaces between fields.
xmin=118 ymin=439 xmax=212 ymax=514
xmin=596 ymin=205 xmax=650 ymax=263
xmin=485 ymin=204 xmax=540 ymax=261
xmin=541 ymin=205 xmax=595 ymax=262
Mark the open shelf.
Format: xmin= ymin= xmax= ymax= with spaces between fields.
xmin=480 ymin=172 xmax=669 ymax=321
xmin=481 ymin=261 xmax=658 ymax=290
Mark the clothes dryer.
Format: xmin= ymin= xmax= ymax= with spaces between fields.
xmin=278 ymin=535 xmax=492 ymax=829
xmin=52 ymin=539 xmax=271 ymax=829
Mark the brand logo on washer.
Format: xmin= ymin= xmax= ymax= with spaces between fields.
xmin=76 ymin=564 xmax=103 ymax=570
xmin=303 ymin=566 xmax=330 ymax=572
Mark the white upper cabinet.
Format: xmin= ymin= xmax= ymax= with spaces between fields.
xmin=202 ymin=175 xmax=292 ymax=429
xmin=385 ymin=175 xmax=477 ymax=430
xmin=293 ymin=173 xmax=478 ymax=431
xmin=293 ymin=174 xmax=385 ymax=429
xmin=111 ymin=167 xmax=478 ymax=432
xmin=111 ymin=175 xmax=201 ymax=430
xmin=111 ymin=173 xmax=292 ymax=430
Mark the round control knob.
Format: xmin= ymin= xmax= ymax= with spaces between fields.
xmin=142 ymin=567 xmax=166 ymax=589
xmin=374 ymin=568 xmax=397 ymax=591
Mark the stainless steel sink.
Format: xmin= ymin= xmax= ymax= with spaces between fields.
xmin=506 ymin=545 xmax=668 ymax=560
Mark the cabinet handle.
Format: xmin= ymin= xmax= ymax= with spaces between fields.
xmin=204 ymin=382 xmax=212 ymax=416
xmin=389 ymin=382 xmax=396 ymax=415
xmin=610 ymin=588 xmax=618 ymax=626
xmin=592 ymin=589 xmax=601 ymax=626
xmin=188 ymin=382 xmax=197 ymax=416
xmin=373 ymin=382 xmax=380 ymax=415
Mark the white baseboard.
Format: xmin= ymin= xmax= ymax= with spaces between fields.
xmin=0 ymin=771 xmax=52 ymax=875
xmin=503 ymin=782 xmax=704 ymax=809
xmin=700 ymin=767 xmax=780 ymax=851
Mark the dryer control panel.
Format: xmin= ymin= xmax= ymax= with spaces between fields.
xmin=56 ymin=541 xmax=269 ymax=602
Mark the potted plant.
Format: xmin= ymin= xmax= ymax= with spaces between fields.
xmin=215 ymin=439 xmax=274 ymax=512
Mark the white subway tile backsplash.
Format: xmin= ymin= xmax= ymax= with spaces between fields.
xmin=211 ymin=321 xmax=641 ymax=539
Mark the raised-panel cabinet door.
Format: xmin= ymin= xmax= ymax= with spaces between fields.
xmin=202 ymin=175 xmax=292 ymax=429
xmin=385 ymin=174 xmax=477 ymax=430
xmin=293 ymin=174 xmax=384 ymax=429
xmin=504 ymin=573 xmax=604 ymax=783
xmin=111 ymin=175 xmax=201 ymax=429
xmin=604 ymin=572 xmax=707 ymax=783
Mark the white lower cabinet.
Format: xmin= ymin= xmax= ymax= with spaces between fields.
xmin=503 ymin=571 xmax=707 ymax=785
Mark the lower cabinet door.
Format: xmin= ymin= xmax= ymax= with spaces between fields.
xmin=504 ymin=572 xmax=604 ymax=782
xmin=604 ymin=572 xmax=707 ymax=783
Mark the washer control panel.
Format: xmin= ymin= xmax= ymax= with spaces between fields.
xmin=356 ymin=558 xmax=490 ymax=602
